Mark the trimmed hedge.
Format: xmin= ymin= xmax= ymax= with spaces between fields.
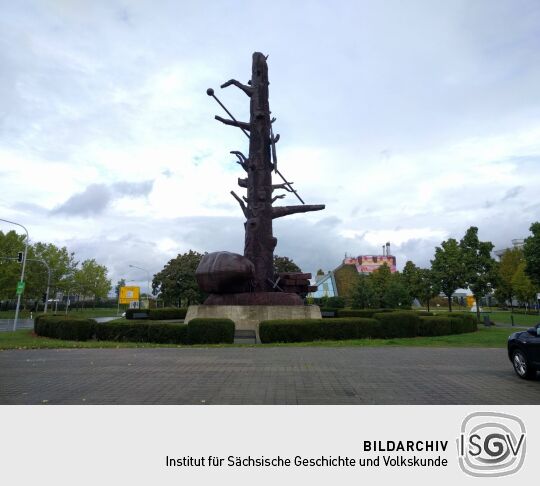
xmin=148 ymin=323 xmax=188 ymax=344
xmin=125 ymin=307 xmax=187 ymax=320
xmin=34 ymin=315 xmax=96 ymax=341
xmin=260 ymin=311 xmax=478 ymax=343
xmin=337 ymin=308 xmax=393 ymax=318
xmin=149 ymin=307 xmax=187 ymax=320
xmin=415 ymin=310 xmax=434 ymax=316
xmin=417 ymin=316 xmax=453 ymax=336
xmin=371 ymin=311 xmax=418 ymax=338
xmin=95 ymin=322 xmax=150 ymax=342
xmin=187 ymin=318 xmax=235 ymax=344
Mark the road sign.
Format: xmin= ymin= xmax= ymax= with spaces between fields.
xmin=16 ymin=280 xmax=25 ymax=295
xmin=119 ymin=286 xmax=140 ymax=304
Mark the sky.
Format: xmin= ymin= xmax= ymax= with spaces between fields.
xmin=1 ymin=0 xmax=540 ymax=290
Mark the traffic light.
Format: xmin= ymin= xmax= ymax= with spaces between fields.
xmin=17 ymin=252 xmax=23 ymax=263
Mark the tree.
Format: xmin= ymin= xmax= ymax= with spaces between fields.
xmin=0 ymin=230 xmax=26 ymax=300
xmin=402 ymin=260 xmax=421 ymax=302
xmin=512 ymin=262 xmax=538 ymax=309
xmin=524 ymin=222 xmax=540 ymax=287
xmin=350 ymin=273 xmax=375 ymax=309
xmin=73 ymin=259 xmax=112 ymax=305
xmin=273 ymin=255 xmax=301 ymax=274
xmin=431 ymin=238 xmax=466 ymax=312
xmin=115 ymin=278 xmax=126 ymax=298
xmin=494 ymin=247 xmax=523 ymax=310
xmin=417 ymin=268 xmax=439 ymax=312
xmin=460 ymin=226 xmax=497 ymax=322
xmin=383 ymin=273 xmax=410 ymax=308
xmin=152 ymin=250 xmax=206 ymax=306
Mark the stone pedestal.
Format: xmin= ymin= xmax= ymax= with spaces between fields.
xmin=185 ymin=305 xmax=322 ymax=342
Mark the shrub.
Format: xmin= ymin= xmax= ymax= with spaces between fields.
xmin=337 ymin=308 xmax=393 ymax=318
xmin=415 ymin=310 xmax=434 ymax=316
xmin=187 ymin=318 xmax=234 ymax=344
xmin=371 ymin=311 xmax=419 ymax=338
xmin=95 ymin=322 xmax=149 ymax=342
xmin=34 ymin=315 xmax=96 ymax=341
xmin=260 ymin=318 xmax=382 ymax=343
xmin=324 ymin=297 xmax=346 ymax=308
xmin=148 ymin=307 xmax=187 ymax=320
xmin=259 ymin=320 xmax=321 ymax=343
xmin=147 ymin=323 xmax=188 ymax=344
xmin=417 ymin=316 xmax=453 ymax=336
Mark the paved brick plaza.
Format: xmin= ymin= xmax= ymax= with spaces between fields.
xmin=0 ymin=347 xmax=538 ymax=404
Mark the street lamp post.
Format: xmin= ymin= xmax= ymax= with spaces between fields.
xmin=0 ymin=218 xmax=29 ymax=331
xmin=128 ymin=264 xmax=151 ymax=308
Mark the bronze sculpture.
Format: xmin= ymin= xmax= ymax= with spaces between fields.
xmin=196 ymin=52 xmax=325 ymax=305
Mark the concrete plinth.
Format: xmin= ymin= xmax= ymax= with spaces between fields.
xmin=185 ymin=305 xmax=322 ymax=342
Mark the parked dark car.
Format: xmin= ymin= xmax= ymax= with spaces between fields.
xmin=508 ymin=323 xmax=540 ymax=379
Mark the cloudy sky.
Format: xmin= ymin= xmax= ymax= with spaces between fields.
xmin=1 ymin=0 xmax=539 ymax=289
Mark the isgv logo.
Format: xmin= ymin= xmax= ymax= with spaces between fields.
xmin=457 ymin=412 xmax=526 ymax=477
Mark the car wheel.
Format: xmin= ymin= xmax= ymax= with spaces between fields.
xmin=512 ymin=350 xmax=536 ymax=380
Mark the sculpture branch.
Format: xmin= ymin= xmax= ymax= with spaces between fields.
xmin=230 ymin=190 xmax=248 ymax=218
xmin=271 ymin=194 xmax=286 ymax=203
xmin=215 ymin=115 xmax=251 ymax=131
xmin=238 ymin=177 xmax=248 ymax=188
xmin=271 ymin=182 xmax=293 ymax=192
xmin=272 ymin=204 xmax=326 ymax=219
xmin=221 ymin=79 xmax=254 ymax=97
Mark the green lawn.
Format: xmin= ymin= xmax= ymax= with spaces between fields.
xmin=0 ymin=326 xmax=522 ymax=350
xmin=0 ymin=308 xmax=120 ymax=319
xmin=481 ymin=311 xmax=540 ymax=326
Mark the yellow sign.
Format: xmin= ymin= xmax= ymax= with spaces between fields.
xmin=119 ymin=286 xmax=140 ymax=304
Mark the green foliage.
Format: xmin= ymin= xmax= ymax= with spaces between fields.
xmin=337 ymin=308 xmax=393 ymax=318
xmin=0 ymin=230 xmax=25 ymax=299
xmin=402 ymin=262 xmax=439 ymax=310
xmin=350 ymin=265 xmax=409 ymax=309
xmin=115 ymin=278 xmax=126 ymax=298
xmin=73 ymin=259 xmax=112 ymax=302
xmin=317 ymin=296 xmax=346 ymax=308
xmin=511 ymin=262 xmax=538 ymax=305
xmin=147 ymin=323 xmax=188 ymax=344
xmin=148 ymin=307 xmax=187 ymax=320
xmin=34 ymin=315 xmax=96 ymax=341
xmin=152 ymin=250 xmax=206 ymax=306
xmin=460 ymin=226 xmax=497 ymax=319
xmin=259 ymin=319 xmax=321 ymax=343
xmin=431 ymin=238 xmax=466 ymax=311
xmin=125 ymin=307 xmax=187 ymax=320
xmin=350 ymin=273 xmax=375 ymax=308
xmin=494 ymin=247 xmax=523 ymax=306
xmin=371 ymin=311 xmax=419 ymax=338
xmin=273 ymin=255 xmax=301 ymax=273
xmin=187 ymin=318 xmax=235 ymax=344
xmin=95 ymin=321 xmax=188 ymax=344
xmin=524 ymin=222 xmax=540 ymax=287
xmin=417 ymin=316 xmax=453 ymax=336
xmin=95 ymin=322 xmax=149 ymax=342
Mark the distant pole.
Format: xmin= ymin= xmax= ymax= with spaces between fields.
xmin=129 ymin=264 xmax=151 ymax=307
xmin=0 ymin=218 xmax=29 ymax=331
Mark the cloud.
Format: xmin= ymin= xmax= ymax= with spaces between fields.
xmin=52 ymin=180 xmax=154 ymax=216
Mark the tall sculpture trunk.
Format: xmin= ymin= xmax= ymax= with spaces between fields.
xmin=244 ymin=53 xmax=275 ymax=291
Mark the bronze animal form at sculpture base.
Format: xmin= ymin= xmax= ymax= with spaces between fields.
xmin=198 ymin=52 xmax=325 ymax=303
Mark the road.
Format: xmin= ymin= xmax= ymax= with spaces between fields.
xmin=0 ymin=346 xmax=538 ymax=404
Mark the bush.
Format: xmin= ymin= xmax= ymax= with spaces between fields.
xmin=148 ymin=307 xmax=187 ymax=320
xmin=95 ymin=322 xmax=149 ymax=342
xmin=417 ymin=316 xmax=453 ymax=336
xmin=34 ymin=315 xmax=96 ymax=341
xmin=187 ymin=318 xmax=234 ymax=344
xmin=147 ymin=323 xmax=188 ymax=344
xmin=371 ymin=311 xmax=419 ymax=338
xmin=415 ymin=310 xmax=434 ymax=316
xmin=337 ymin=308 xmax=393 ymax=318
xmin=260 ymin=318 xmax=384 ymax=343
xmin=259 ymin=319 xmax=321 ymax=343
